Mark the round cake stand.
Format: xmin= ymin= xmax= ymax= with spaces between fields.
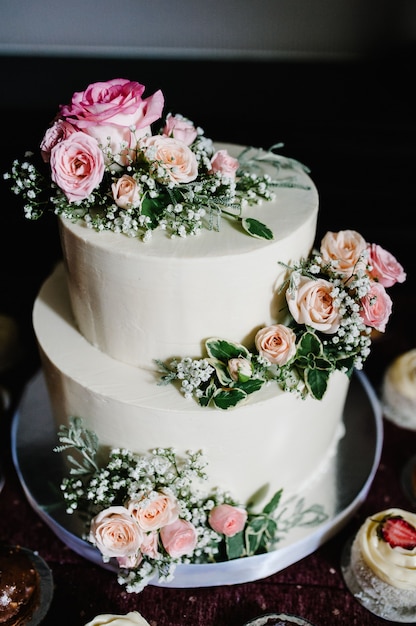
xmin=11 ymin=370 xmax=382 ymax=589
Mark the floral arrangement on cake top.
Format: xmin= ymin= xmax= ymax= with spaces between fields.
xmin=4 ymin=77 xmax=310 ymax=242
xmin=55 ymin=416 xmax=328 ymax=593
xmin=158 ymin=229 xmax=406 ymax=405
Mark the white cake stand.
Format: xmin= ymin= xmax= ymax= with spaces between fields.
xmin=11 ymin=369 xmax=382 ymax=588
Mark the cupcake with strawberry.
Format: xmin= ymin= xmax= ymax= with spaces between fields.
xmin=342 ymin=508 xmax=416 ymax=622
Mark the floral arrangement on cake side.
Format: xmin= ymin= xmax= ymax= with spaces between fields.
xmin=4 ymin=77 xmax=310 ymax=242
xmin=55 ymin=417 xmax=328 ymax=593
xmin=158 ymin=229 xmax=406 ymax=405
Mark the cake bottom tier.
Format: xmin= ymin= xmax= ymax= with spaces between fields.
xmin=33 ymin=263 xmax=349 ymax=511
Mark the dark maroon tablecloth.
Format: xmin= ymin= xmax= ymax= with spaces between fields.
xmin=1 ymin=291 xmax=415 ymax=626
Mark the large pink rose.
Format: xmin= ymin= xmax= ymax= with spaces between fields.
xmin=59 ymin=78 xmax=164 ymax=164
xmin=208 ymin=504 xmax=247 ymax=537
xmin=255 ymin=324 xmax=297 ymax=365
xmin=40 ymin=119 xmax=77 ymax=163
xmin=367 ymin=243 xmax=406 ymax=287
xmin=162 ymin=113 xmax=198 ymax=146
xmin=360 ymin=281 xmax=392 ymax=332
xmin=112 ymin=174 xmax=141 ymax=209
xmin=210 ymin=150 xmax=239 ymax=180
xmin=49 ymin=131 xmax=105 ymax=202
xmin=127 ymin=490 xmax=179 ymax=532
xmin=320 ymin=230 xmax=367 ymax=276
xmin=89 ymin=506 xmax=143 ymax=559
xmin=160 ymin=518 xmax=198 ymax=558
xmin=140 ymin=135 xmax=198 ymax=184
xmin=287 ymin=276 xmax=342 ymax=334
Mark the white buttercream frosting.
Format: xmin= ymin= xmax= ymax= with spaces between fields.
xmin=382 ymin=349 xmax=416 ymax=428
xmin=357 ymin=508 xmax=416 ymax=590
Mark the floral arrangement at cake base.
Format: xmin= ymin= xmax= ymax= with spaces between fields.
xmin=55 ymin=417 xmax=329 ymax=593
xmin=157 ymin=229 xmax=406 ymax=407
xmin=4 ymin=77 xmax=310 ymax=242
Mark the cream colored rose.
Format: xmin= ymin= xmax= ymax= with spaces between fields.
xmin=287 ymin=276 xmax=341 ymax=334
xmin=111 ymin=174 xmax=141 ymax=209
xmin=127 ymin=489 xmax=180 ymax=532
xmin=140 ymin=135 xmax=198 ymax=184
xmin=84 ymin=611 xmax=151 ymax=626
xmin=255 ymin=324 xmax=297 ymax=365
xmin=320 ymin=229 xmax=367 ymax=276
xmin=89 ymin=506 xmax=143 ymax=559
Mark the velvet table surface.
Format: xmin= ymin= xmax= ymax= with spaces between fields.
xmin=0 ymin=288 xmax=415 ymax=626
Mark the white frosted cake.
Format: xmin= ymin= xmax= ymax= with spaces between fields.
xmin=382 ymin=349 xmax=416 ymax=429
xmin=5 ymin=78 xmax=405 ymax=592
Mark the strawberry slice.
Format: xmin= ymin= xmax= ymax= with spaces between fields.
xmin=376 ymin=514 xmax=416 ymax=550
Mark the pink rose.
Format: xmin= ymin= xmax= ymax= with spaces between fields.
xmin=162 ymin=113 xmax=198 ymax=146
xmin=320 ymin=230 xmax=367 ymax=276
xmin=287 ymin=276 xmax=342 ymax=334
xmin=210 ymin=150 xmax=239 ymax=180
xmin=367 ymin=243 xmax=406 ymax=287
xmin=40 ymin=119 xmax=77 ymax=163
xmin=208 ymin=504 xmax=247 ymax=537
xmin=49 ymin=131 xmax=105 ymax=202
xmin=360 ymin=281 xmax=392 ymax=332
xmin=59 ymin=78 xmax=164 ymax=165
xmin=127 ymin=490 xmax=179 ymax=532
xmin=228 ymin=357 xmax=252 ymax=382
xmin=116 ymin=552 xmax=143 ymax=569
xmin=112 ymin=174 xmax=141 ymax=209
xmin=160 ymin=518 xmax=198 ymax=558
xmin=89 ymin=506 xmax=143 ymax=559
xmin=140 ymin=135 xmax=198 ymax=184
xmin=255 ymin=324 xmax=297 ymax=366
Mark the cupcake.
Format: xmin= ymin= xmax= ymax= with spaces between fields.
xmin=382 ymin=349 xmax=416 ymax=429
xmin=342 ymin=508 xmax=416 ymax=622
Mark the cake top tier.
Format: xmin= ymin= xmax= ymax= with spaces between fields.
xmin=5 ymin=77 xmax=312 ymax=245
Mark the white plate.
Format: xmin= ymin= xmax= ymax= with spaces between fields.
xmin=11 ymin=369 xmax=382 ymax=588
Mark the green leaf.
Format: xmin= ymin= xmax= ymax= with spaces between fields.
xmin=235 ymin=378 xmax=265 ymax=395
xmin=242 ymin=217 xmax=274 ymax=240
xmin=140 ymin=196 xmax=163 ymax=229
xmin=209 ymin=358 xmax=234 ymax=386
xmin=297 ymin=331 xmax=323 ymax=358
xmin=213 ymin=387 xmax=248 ymax=409
xmin=262 ymin=489 xmax=283 ymax=515
xmin=304 ymin=367 xmax=330 ymax=400
xmin=206 ymin=338 xmax=250 ymax=361
xmin=225 ymin=531 xmax=246 ymax=559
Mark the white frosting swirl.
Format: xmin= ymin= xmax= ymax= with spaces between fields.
xmin=386 ymin=349 xmax=416 ymax=399
xmin=358 ymin=508 xmax=416 ymax=590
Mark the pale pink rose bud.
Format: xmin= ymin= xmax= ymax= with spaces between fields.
xmin=116 ymin=552 xmax=143 ymax=569
xmin=140 ymin=135 xmax=198 ymax=184
xmin=360 ymin=281 xmax=392 ymax=332
xmin=208 ymin=503 xmax=247 ymax=537
xmin=286 ymin=276 xmax=342 ymax=334
xmin=367 ymin=243 xmax=406 ymax=287
xmin=40 ymin=119 xmax=77 ymax=163
xmin=89 ymin=506 xmax=143 ymax=559
xmin=162 ymin=113 xmax=198 ymax=146
xmin=255 ymin=324 xmax=297 ymax=365
xmin=320 ymin=229 xmax=367 ymax=276
xmin=228 ymin=357 xmax=252 ymax=382
xmin=160 ymin=518 xmax=198 ymax=558
xmin=140 ymin=531 xmax=160 ymax=559
xmin=127 ymin=490 xmax=180 ymax=532
xmin=59 ymin=78 xmax=164 ymax=166
xmin=112 ymin=174 xmax=141 ymax=209
xmin=49 ymin=131 xmax=105 ymax=202
xmin=210 ymin=150 xmax=239 ymax=180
